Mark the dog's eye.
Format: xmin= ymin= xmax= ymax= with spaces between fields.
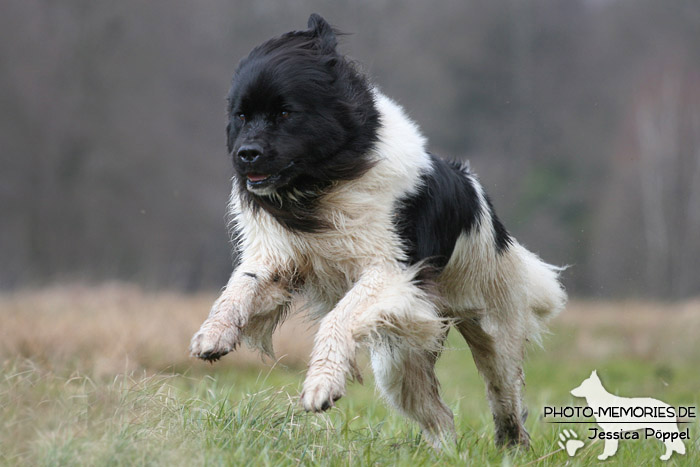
xmin=237 ymin=113 xmax=246 ymax=122
xmin=280 ymin=110 xmax=290 ymax=119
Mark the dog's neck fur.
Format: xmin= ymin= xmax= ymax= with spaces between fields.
xmin=366 ymin=89 xmax=432 ymax=198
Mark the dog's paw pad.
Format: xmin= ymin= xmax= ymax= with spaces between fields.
xmin=558 ymin=429 xmax=584 ymax=457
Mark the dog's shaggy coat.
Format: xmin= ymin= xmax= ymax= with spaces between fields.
xmin=190 ymin=14 xmax=566 ymax=448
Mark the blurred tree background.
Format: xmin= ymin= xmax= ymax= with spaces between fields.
xmin=1 ymin=0 xmax=699 ymax=298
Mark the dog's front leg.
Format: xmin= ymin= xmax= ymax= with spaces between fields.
xmin=190 ymin=265 xmax=289 ymax=362
xmin=300 ymin=266 xmax=446 ymax=414
xmin=299 ymin=269 xmax=383 ymax=413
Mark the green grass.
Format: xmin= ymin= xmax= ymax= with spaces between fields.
xmin=2 ymin=327 xmax=698 ymax=466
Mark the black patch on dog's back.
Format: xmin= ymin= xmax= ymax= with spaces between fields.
xmin=394 ymin=155 xmax=511 ymax=270
xmin=486 ymin=196 xmax=512 ymax=254
xmin=394 ymin=156 xmax=481 ymax=269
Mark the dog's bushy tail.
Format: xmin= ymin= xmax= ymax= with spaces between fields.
xmin=515 ymin=245 xmax=567 ymax=343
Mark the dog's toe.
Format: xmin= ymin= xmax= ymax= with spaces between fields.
xmin=300 ymin=387 xmax=333 ymax=412
xmin=189 ymin=320 xmax=239 ymax=361
xmin=300 ymin=377 xmax=344 ymax=412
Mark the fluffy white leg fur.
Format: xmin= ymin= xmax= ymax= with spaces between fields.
xmin=371 ymin=341 xmax=455 ymax=449
xmin=300 ymin=265 xmax=447 ymax=412
xmin=456 ymin=313 xmax=531 ymax=447
xmin=445 ymin=233 xmax=566 ymax=447
xmin=189 ymin=265 xmax=290 ymax=360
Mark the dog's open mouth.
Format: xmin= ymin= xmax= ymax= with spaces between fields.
xmin=246 ymin=174 xmax=271 ymax=184
xmin=244 ymin=161 xmax=295 ymax=193
xmin=245 ymin=173 xmax=281 ymax=194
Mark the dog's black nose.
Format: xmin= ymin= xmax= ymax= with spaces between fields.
xmin=237 ymin=144 xmax=263 ymax=163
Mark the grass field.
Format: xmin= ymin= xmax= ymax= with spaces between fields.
xmin=1 ymin=285 xmax=699 ymax=466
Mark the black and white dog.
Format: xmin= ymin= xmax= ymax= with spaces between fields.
xmin=190 ymin=14 xmax=566 ymax=448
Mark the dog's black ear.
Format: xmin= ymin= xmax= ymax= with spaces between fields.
xmin=307 ymin=13 xmax=337 ymax=53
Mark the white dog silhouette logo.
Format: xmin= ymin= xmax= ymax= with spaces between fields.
xmin=570 ymin=370 xmax=686 ymax=461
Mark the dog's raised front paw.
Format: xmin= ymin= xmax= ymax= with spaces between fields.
xmin=189 ymin=316 xmax=241 ymax=362
xmin=300 ymin=374 xmax=345 ymax=412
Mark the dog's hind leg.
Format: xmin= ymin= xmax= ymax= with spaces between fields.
xmin=370 ymin=337 xmax=455 ymax=449
xmin=456 ymin=315 xmax=530 ymax=448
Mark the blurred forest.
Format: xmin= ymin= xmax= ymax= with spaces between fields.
xmin=1 ymin=0 xmax=699 ymax=298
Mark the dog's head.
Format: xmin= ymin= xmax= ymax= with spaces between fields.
xmin=570 ymin=370 xmax=603 ymax=398
xmin=225 ymin=14 xmax=379 ymax=230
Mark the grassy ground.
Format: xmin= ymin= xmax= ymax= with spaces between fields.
xmin=1 ymin=285 xmax=699 ymax=466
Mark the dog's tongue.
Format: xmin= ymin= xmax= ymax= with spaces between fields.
xmin=247 ymin=174 xmax=269 ymax=182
